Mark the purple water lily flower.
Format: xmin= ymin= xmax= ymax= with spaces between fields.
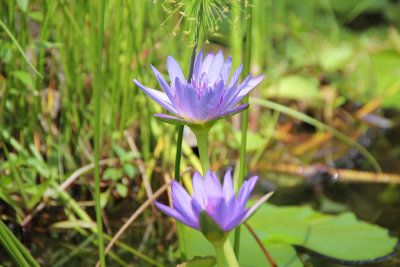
xmin=133 ymin=50 xmax=264 ymax=125
xmin=155 ymin=170 xmax=273 ymax=232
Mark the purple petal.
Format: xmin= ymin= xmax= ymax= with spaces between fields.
xmin=237 ymin=176 xmax=258 ymax=209
xmin=192 ymin=171 xmax=207 ymax=207
xmin=222 ymin=169 xmax=235 ymax=201
xmin=150 ymin=65 xmax=180 ymax=111
xmin=218 ymin=57 xmax=232 ymax=86
xmin=242 ymin=192 xmax=274 ymax=222
xmin=210 ymin=103 xmax=249 ymax=121
xmin=171 ymin=180 xmax=191 ymax=203
xmin=191 ymin=198 xmax=203 ymax=219
xmin=224 ymin=208 xmax=248 ymax=231
xmin=167 ymin=56 xmax=185 ymax=88
xmin=155 ymin=201 xmax=198 ymax=229
xmin=133 ymin=79 xmax=178 ymax=114
xmin=228 ymin=64 xmax=243 ymax=89
xmin=210 ymin=197 xmax=230 ymax=230
xmin=200 ymin=52 xmax=214 ymax=74
xmin=207 ymin=51 xmax=224 ymax=86
xmin=175 ymin=78 xmax=203 ymax=121
xmin=229 ymin=74 xmax=264 ymax=107
xmin=204 ymin=170 xmax=223 ymax=199
xmin=216 ymin=74 xmax=251 ymax=114
xmin=199 ymin=80 xmax=224 ymax=120
xmin=171 ymin=181 xmax=198 ymax=227
xmin=193 ymin=50 xmax=203 ymax=80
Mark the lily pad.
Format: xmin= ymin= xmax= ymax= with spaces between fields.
xmin=248 ymin=204 xmax=398 ymax=262
xmin=177 ymin=257 xmax=216 ymax=267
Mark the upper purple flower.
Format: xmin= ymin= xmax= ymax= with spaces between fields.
xmin=155 ymin=170 xmax=272 ymax=232
xmin=133 ymin=50 xmax=264 ymax=125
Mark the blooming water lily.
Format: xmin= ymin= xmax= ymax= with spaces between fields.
xmin=133 ymin=50 xmax=264 ymax=125
xmin=155 ymin=170 xmax=273 ymax=234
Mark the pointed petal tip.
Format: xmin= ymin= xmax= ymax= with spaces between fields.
xmin=242 ymin=191 xmax=274 ymax=223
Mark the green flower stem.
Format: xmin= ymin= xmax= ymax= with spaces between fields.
xmin=212 ymin=239 xmax=240 ymax=267
xmin=175 ymin=126 xmax=187 ymax=262
xmin=234 ymin=0 xmax=254 ymax=258
xmin=174 ymin=126 xmax=184 ymax=182
xmin=214 ymin=242 xmax=225 ymax=267
xmin=224 ymin=239 xmax=240 ymax=267
xmin=193 ymin=128 xmax=211 ymax=174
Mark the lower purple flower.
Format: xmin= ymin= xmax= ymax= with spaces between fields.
xmin=155 ymin=170 xmax=273 ymax=232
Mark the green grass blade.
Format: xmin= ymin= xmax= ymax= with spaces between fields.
xmin=0 ymin=220 xmax=33 ymax=267
xmin=250 ymin=97 xmax=382 ymax=172
xmin=93 ymin=0 xmax=106 ymax=265
xmin=0 ymin=19 xmax=43 ymax=78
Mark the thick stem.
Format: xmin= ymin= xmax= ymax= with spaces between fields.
xmin=224 ymin=239 xmax=240 ymax=267
xmin=193 ymin=129 xmax=211 ymax=174
xmin=214 ymin=242 xmax=225 ymax=267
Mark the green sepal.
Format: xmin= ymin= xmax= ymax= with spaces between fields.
xmin=199 ymin=211 xmax=228 ymax=243
xmin=154 ymin=115 xmax=198 ymax=126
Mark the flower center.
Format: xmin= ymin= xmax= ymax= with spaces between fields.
xmin=191 ymin=72 xmax=208 ymax=98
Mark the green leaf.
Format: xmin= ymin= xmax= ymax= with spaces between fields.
xmin=28 ymin=11 xmax=43 ymax=21
xmin=116 ymin=183 xmax=128 ymax=198
xmin=177 ymin=257 xmax=216 ymax=267
xmin=182 ymin=225 xmax=302 ymax=267
xmin=16 ymin=0 xmax=28 ymax=12
xmin=122 ymin=163 xmax=137 ymax=178
xmin=248 ymin=203 xmax=398 ymax=262
xmin=103 ymin=168 xmax=122 ymax=181
xmin=319 ymin=44 xmax=353 ymax=72
xmin=112 ymin=144 xmax=126 ymax=159
xmin=266 ymin=75 xmax=320 ymax=100
xmin=12 ymin=71 xmax=33 ymax=88
xmin=233 ymin=131 xmax=268 ymax=152
xmin=369 ymin=50 xmax=400 ymax=108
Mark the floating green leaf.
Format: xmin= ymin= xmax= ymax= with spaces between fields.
xmin=177 ymin=257 xmax=216 ymax=267
xmin=248 ymin=203 xmax=398 ymax=262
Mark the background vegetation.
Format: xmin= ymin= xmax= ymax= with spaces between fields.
xmin=0 ymin=0 xmax=400 ymax=266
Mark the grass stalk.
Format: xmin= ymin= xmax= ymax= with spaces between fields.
xmin=0 ymin=220 xmax=32 ymax=267
xmin=93 ymin=0 xmax=106 ymax=265
xmin=0 ymin=19 xmax=42 ymax=78
xmin=234 ymin=0 xmax=254 ymax=258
